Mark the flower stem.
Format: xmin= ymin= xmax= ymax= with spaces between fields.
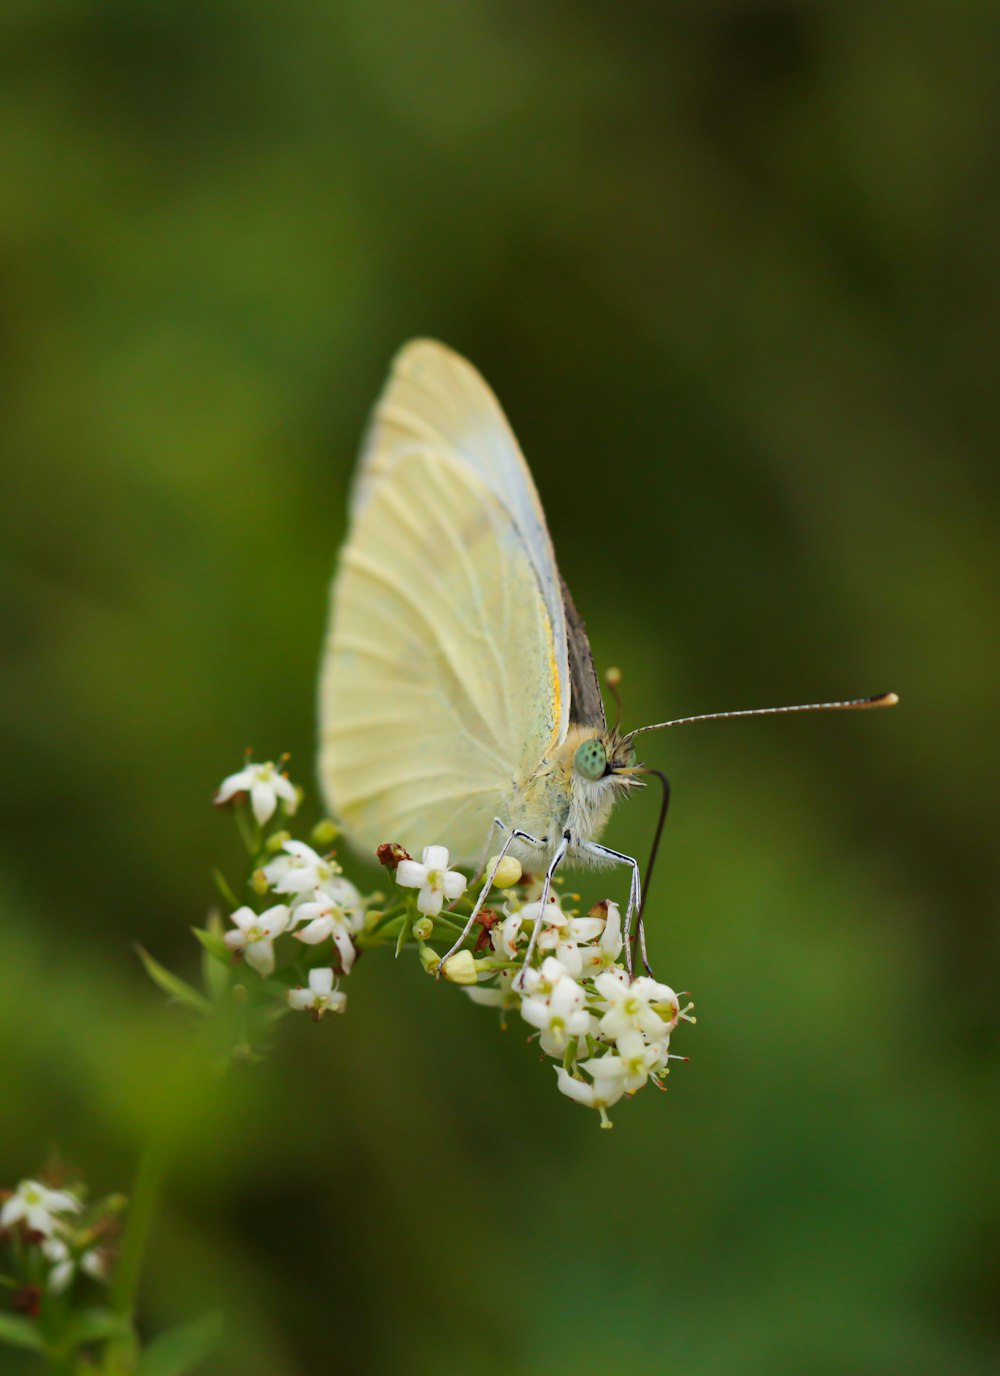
xmin=103 ymin=1135 xmax=170 ymax=1371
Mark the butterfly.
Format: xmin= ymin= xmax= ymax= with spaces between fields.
xmin=318 ymin=340 xmax=897 ymax=978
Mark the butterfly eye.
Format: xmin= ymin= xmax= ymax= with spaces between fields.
xmin=574 ymin=739 xmax=608 ymax=781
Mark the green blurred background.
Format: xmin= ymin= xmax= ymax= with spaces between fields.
xmin=1 ymin=2 xmax=997 ymax=1372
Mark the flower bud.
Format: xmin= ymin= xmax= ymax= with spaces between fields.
xmin=442 ymin=951 xmax=478 ymax=985
xmin=412 ymin=916 xmax=433 ymax=941
xmin=376 ymin=841 xmax=411 ymax=872
xmin=488 ymin=855 xmax=522 ymax=888
xmin=251 ymin=868 xmax=270 ymax=896
xmin=311 ymin=819 xmax=340 ymax=846
xmin=418 ymin=944 xmax=440 ymax=974
xmin=265 ymin=829 xmax=291 ymax=855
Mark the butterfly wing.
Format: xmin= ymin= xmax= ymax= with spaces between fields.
xmin=560 ymin=574 xmax=606 ymax=730
xmin=319 ymin=345 xmax=568 ymax=862
xmin=351 ymin=339 xmax=572 ymax=741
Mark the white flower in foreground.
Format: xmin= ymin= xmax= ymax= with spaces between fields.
xmin=1 ymin=1180 xmax=81 ymax=1237
xmin=292 ymin=891 xmax=361 ymax=973
xmin=223 ymin=904 xmax=290 ymax=976
xmin=263 ymin=840 xmax=342 ymax=898
xmin=520 ymin=962 xmax=593 ymax=1056
xmin=535 ymin=901 xmax=605 ymax=978
xmin=495 ymin=908 xmax=524 ymax=959
xmin=555 ymin=1063 xmax=627 ymax=1123
xmin=578 ymin=900 xmax=624 ymax=974
xmin=288 ymin=967 xmax=346 ymax=1019
xmin=584 ymin=1031 xmax=661 ymax=1094
xmin=395 ymin=845 xmax=467 ymax=917
xmin=595 ymin=972 xmax=680 ymax=1043
xmin=215 ymin=760 xmax=299 ymax=826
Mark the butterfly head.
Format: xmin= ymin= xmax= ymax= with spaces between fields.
xmin=566 ymin=726 xmax=643 ymax=799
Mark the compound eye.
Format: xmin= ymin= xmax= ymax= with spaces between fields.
xmin=574 ymin=738 xmax=608 ymax=781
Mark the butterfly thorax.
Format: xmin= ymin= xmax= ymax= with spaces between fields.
xmin=503 ymin=725 xmax=640 ymax=866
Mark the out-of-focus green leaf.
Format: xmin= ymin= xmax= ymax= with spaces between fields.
xmin=136 ymin=1310 xmax=223 ymax=1376
xmin=64 ymin=1307 xmax=133 ymax=1350
xmin=0 ymin=1313 xmax=44 ymax=1350
xmin=135 ymin=946 xmax=211 ymax=1016
xmin=198 ymin=913 xmax=232 ymax=1001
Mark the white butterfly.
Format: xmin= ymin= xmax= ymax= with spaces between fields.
xmin=319 ymin=340 xmax=896 ymax=976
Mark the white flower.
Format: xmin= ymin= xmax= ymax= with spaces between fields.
xmin=1 ymin=1180 xmax=81 ymax=1237
xmin=535 ymin=901 xmax=605 ymax=978
xmin=594 ymin=972 xmax=680 ymax=1043
xmin=554 ymin=1062 xmax=627 ymax=1117
xmin=81 ymin=1248 xmax=110 ymax=1281
xmin=223 ymin=904 xmax=290 ymax=976
xmin=42 ymin=1239 xmax=109 ymax=1292
xmin=494 ymin=909 xmax=524 ymax=960
xmin=288 ymin=967 xmax=346 ymax=1019
xmin=584 ymin=1031 xmax=660 ymax=1094
xmin=395 ymin=845 xmax=467 ymax=917
xmin=291 ymin=889 xmax=362 ymax=973
xmin=578 ymin=901 xmax=624 ymax=974
xmin=262 ymin=840 xmax=342 ymax=898
xmin=215 ymin=760 xmax=299 ymax=826
xmin=520 ymin=962 xmax=593 ymax=1056
xmin=43 ymin=1238 xmax=76 ymax=1293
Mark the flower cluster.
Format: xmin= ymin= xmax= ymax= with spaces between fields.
xmin=390 ymin=848 xmax=695 ymax=1127
xmin=145 ymin=759 xmax=695 ymax=1121
xmin=224 ymin=836 xmax=364 ymax=992
xmin=0 ymin=1173 xmax=121 ymax=1313
xmin=211 ymin=759 xmax=362 ymax=1024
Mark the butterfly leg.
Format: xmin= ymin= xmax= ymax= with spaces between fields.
xmin=515 ymin=831 xmax=570 ymax=989
xmin=434 ymin=820 xmax=544 ymax=977
xmin=580 ymin=841 xmax=644 ymax=976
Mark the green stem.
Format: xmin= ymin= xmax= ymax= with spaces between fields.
xmin=233 ymin=807 xmax=258 ymax=861
xmin=103 ymin=1135 xmax=171 ymax=1372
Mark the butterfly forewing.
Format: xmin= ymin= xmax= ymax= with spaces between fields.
xmin=319 ymin=448 xmax=562 ymax=862
xmin=350 ymin=339 xmax=571 ymax=741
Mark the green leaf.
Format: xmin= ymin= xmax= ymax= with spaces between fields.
xmin=63 ymin=1307 xmax=133 ymax=1350
xmin=135 ymin=946 xmax=211 ymax=1016
xmin=191 ymin=925 xmax=231 ymax=966
xmin=0 ymin=1312 xmax=44 ymax=1351
xmin=198 ymin=915 xmax=232 ymax=1002
xmin=394 ymin=914 xmax=412 ymax=958
xmin=136 ymin=1310 xmax=223 ymax=1376
xmin=211 ymin=868 xmax=240 ymax=908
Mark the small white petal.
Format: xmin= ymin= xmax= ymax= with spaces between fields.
xmin=442 ymin=870 xmax=467 ymax=900
xmin=555 ymin=1068 xmax=597 ymax=1106
xmin=416 ymin=884 xmax=444 ymax=917
xmin=229 ymin=905 xmax=257 ymax=932
xmin=272 ymin=774 xmax=299 ymax=811
xmin=331 ymin=927 xmax=357 ymax=974
xmin=395 ymin=860 xmax=427 ymax=890
xmin=309 ymin=967 xmax=335 ymax=995
xmin=422 ymin=845 xmax=450 ymax=870
xmin=258 ymin=905 xmax=290 ymax=938
xmin=244 ymin=939 xmax=275 ymax=976
xmin=466 ymin=986 xmax=505 ymax=1007
xmin=294 ymin=916 xmax=334 ymax=945
xmin=250 ymin=781 xmax=277 ymax=826
xmin=0 ymin=1197 xmax=25 ymax=1228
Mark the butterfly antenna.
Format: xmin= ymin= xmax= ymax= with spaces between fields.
xmin=605 ymin=666 xmax=624 ymax=732
xmin=630 ymin=691 xmax=898 ymax=737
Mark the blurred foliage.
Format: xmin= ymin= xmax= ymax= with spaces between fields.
xmin=1 ymin=1 xmax=997 ymax=1373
